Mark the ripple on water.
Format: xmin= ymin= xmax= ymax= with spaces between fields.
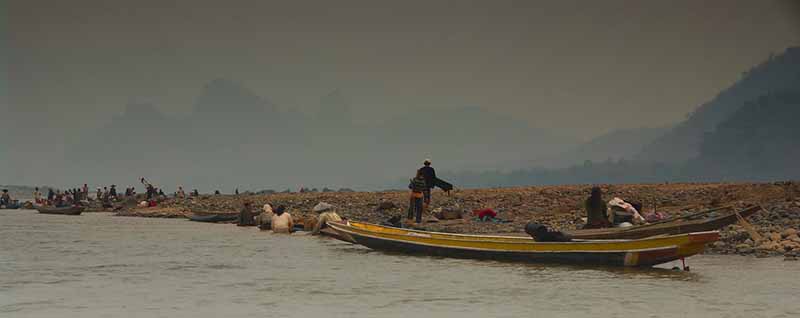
xmin=2 ymin=211 xmax=799 ymax=318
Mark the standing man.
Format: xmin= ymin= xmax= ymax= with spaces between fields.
xmin=33 ymin=187 xmax=42 ymax=204
xmin=418 ymin=159 xmax=436 ymax=208
xmin=82 ymin=184 xmax=89 ymax=200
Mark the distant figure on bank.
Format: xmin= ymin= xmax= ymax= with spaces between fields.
xmin=235 ymin=188 xmax=239 ymax=195
xmin=583 ymin=187 xmax=612 ymax=229
xmin=237 ymin=201 xmax=257 ymax=226
xmin=191 ymin=189 xmax=199 ymax=197
xmin=95 ymin=188 xmax=102 ymax=201
xmin=407 ymin=169 xmax=427 ymax=224
xmin=419 ymin=159 xmax=436 ymax=206
xmin=257 ymin=203 xmax=274 ymax=230
xmin=82 ymin=184 xmax=89 ymax=200
xmin=109 ymin=185 xmax=118 ymax=200
xmin=311 ymin=202 xmax=342 ymax=235
xmin=271 ymin=205 xmax=294 ymax=233
xmin=177 ymin=186 xmax=186 ymax=199
xmin=54 ymin=191 xmax=65 ymax=207
xmin=33 ymin=187 xmax=42 ymax=204
xmin=0 ymin=189 xmax=11 ymax=206
xmin=48 ymin=188 xmax=55 ymax=202
xmin=214 ymin=190 xmax=221 ymax=195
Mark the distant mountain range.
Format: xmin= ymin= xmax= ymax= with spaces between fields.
xmin=444 ymin=46 xmax=800 ymax=188
xmin=531 ymin=126 xmax=669 ymax=169
xmin=19 ymin=47 xmax=800 ymax=190
xmin=636 ymin=47 xmax=800 ymax=163
xmin=61 ymin=79 xmax=578 ymax=191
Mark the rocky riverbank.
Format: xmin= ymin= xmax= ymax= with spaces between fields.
xmin=111 ymin=182 xmax=800 ymax=258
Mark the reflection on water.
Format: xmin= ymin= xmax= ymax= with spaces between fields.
xmin=1 ymin=210 xmax=798 ymax=318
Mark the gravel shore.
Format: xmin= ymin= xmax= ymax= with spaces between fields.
xmin=111 ymin=182 xmax=800 ymax=258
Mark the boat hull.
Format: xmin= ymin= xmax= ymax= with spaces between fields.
xmin=329 ymin=221 xmax=718 ymax=267
xmin=567 ymin=205 xmax=761 ymax=240
xmin=36 ymin=206 xmax=85 ymax=215
xmin=188 ymin=214 xmax=238 ymax=223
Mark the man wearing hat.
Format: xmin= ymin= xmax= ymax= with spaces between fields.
xmin=419 ymin=158 xmax=436 ymax=208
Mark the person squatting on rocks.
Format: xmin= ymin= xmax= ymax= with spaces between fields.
xmin=311 ymin=202 xmax=342 ymax=235
xmin=271 ymin=205 xmax=294 ymax=233
xmin=583 ymin=186 xmax=612 ymax=229
xmin=237 ymin=201 xmax=257 ymax=226
xmin=407 ymin=169 xmax=427 ymax=224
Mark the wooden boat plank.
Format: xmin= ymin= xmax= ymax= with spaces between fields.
xmin=566 ymin=205 xmax=761 ymax=240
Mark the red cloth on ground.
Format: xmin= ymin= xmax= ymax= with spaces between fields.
xmin=473 ymin=208 xmax=497 ymax=219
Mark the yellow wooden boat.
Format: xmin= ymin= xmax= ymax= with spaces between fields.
xmin=327 ymin=221 xmax=719 ymax=267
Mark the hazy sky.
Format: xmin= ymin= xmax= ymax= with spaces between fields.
xmin=6 ymin=0 xmax=798 ymax=140
xmin=2 ymin=0 xmax=800 ymax=189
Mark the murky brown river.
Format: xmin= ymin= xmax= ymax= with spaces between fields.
xmin=1 ymin=210 xmax=798 ymax=318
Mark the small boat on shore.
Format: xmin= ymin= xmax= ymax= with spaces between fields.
xmin=36 ymin=205 xmax=85 ymax=215
xmin=188 ymin=214 xmax=238 ymax=223
xmin=567 ymin=205 xmax=762 ymax=240
xmin=328 ymin=221 xmax=719 ymax=267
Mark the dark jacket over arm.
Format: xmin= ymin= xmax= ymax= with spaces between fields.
xmin=419 ymin=166 xmax=436 ymax=189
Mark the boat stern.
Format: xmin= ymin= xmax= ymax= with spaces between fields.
xmin=625 ymin=231 xmax=719 ymax=266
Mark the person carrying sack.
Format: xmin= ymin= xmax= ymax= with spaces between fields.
xmin=407 ymin=169 xmax=427 ymax=224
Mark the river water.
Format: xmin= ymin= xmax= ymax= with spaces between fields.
xmin=1 ymin=210 xmax=798 ymax=318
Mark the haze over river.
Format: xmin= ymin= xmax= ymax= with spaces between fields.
xmin=1 ymin=210 xmax=798 ymax=318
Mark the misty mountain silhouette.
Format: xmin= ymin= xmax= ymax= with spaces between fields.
xmin=61 ymin=79 xmax=577 ymax=190
xmin=636 ymin=46 xmax=800 ymax=163
xmin=443 ymin=47 xmax=800 ymax=187
xmin=531 ymin=126 xmax=669 ymax=169
xmin=686 ymin=91 xmax=800 ymax=181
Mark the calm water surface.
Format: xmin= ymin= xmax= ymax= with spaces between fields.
xmin=1 ymin=210 xmax=798 ymax=318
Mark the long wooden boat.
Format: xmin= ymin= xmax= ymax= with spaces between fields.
xmin=328 ymin=221 xmax=718 ymax=267
xmin=188 ymin=214 xmax=238 ymax=223
xmin=567 ymin=205 xmax=761 ymax=240
xmin=36 ymin=205 xmax=85 ymax=215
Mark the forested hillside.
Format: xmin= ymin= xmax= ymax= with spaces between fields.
xmin=637 ymin=47 xmax=800 ymax=163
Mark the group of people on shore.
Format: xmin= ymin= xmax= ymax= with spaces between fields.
xmin=236 ymin=200 xmax=342 ymax=235
xmin=236 ymin=158 xmax=443 ymax=232
xmin=32 ymin=185 xmax=91 ymax=207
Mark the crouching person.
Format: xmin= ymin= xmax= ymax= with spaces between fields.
xmin=311 ymin=202 xmax=342 ymax=235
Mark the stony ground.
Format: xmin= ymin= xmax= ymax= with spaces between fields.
xmin=109 ymin=182 xmax=800 ymax=258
